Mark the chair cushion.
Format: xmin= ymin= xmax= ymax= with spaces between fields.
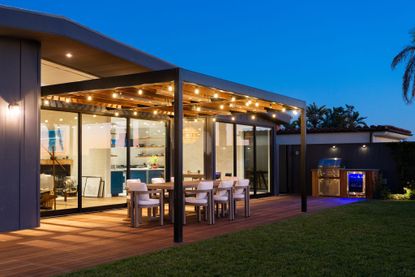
xmin=185 ymin=197 xmax=208 ymax=204
xmin=137 ymin=198 xmax=159 ymax=206
xmin=233 ymin=193 xmax=245 ymax=200
xmin=214 ymin=195 xmax=228 ymax=201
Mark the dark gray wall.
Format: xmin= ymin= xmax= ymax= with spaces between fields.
xmin=279 ymin=143 xmax=409 ymax=195
xmin=0 ymin=37 xmax=40 ymax=232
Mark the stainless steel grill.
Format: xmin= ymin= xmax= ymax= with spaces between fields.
xmin=318 ymin=158 xmax=343 ymax=196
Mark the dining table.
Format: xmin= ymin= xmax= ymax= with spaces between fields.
xmin=147 ymin=180 xmax=229 ymax=223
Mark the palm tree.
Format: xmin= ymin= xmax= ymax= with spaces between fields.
xmin=391 ymin=31 xmax=415 ymax=103
xmin=306 ymin=102 xmax=327 ymax=128
xmin=344 ymin=105 xmax=367 ymax=128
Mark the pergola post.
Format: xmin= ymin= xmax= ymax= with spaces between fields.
xmin=173 ymin=69 xmax=184 ymax=243
xmin=300 ymin=108 xmax=307 ymax=212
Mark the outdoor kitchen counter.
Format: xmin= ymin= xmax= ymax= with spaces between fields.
xmin=311 ymin=168 xmax=380 ymax=198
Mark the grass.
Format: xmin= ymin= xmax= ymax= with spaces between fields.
xmin=64 ymin=201 xmax=415 ymax=277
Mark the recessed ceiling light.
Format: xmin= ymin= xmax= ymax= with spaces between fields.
xmin=65 ymin=52 xmax=73 ymax=58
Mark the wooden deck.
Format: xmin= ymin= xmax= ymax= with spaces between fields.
xmin=0 ymin=196 xmax=360 ymax=277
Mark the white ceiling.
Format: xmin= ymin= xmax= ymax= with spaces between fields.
xmin=41 ymin=60 xmax=97 ymax=86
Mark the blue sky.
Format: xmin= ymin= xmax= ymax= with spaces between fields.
xmin=2 ymin=0 xmax=415 ymax=135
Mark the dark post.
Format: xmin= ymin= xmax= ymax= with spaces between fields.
xmin=77 ymin=113 xmax=82 ymax=211
xmin=300 ymin=108 xmax=307 ymax=212
xmin=173 ymin=70 xmax=184 ymax=243
xmin=126 ymin=117 xmax=131 ymax=180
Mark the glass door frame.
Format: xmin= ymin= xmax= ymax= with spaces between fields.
xmin=216 ymin=120 xmax=275 ymax=197
xmin=40 ymin=108 xmax=170 ymax=217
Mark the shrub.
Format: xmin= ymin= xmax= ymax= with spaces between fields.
xmin=373 ymin=181 xmax=391 ymax=199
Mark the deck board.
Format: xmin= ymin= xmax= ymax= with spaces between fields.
xmin=0 ymin=196 xmax=360 ymax=277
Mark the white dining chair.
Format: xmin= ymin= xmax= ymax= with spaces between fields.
xmin=127 ymin=180 xmax=164 ymax=227
xmin=214 ymin=180 xmax=234 ymax=220
xmin=233 ymin=179 xmax=251 ymax=217
xmin=184 ymin=181 xmax=214 ymax=224
xmin=126 ymin=178 xmax=141 ymax=218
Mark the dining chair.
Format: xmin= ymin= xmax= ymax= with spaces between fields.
xmin=126 ymin=178 xmax=141 ymax=218
xmin=214 ymin=180 xmax=234 ymax=220
xmin=127 ymin=180 xmax=164 ymax=227
xmin=151 ymin=177 xmax=168 ymax=216
xmin=233 ymin=179 xmax=251 ymax=217
xmin=184 ymin=181 xmax=214 ymax=224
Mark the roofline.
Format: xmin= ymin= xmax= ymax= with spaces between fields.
xmin=0 ymin=5 xmax=176 ymax=71
xmin=41 ymin=67 xmax=306 ymax=109
xmin=277 ymin=126 xmax=412 ymax=136
xmin=180 ymin=69 xmax=306 ymax=109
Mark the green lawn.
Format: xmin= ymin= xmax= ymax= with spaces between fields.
xmin=65 ymin=201 xmax=415 ymax=277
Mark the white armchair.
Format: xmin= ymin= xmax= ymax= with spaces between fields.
xmin=127 ymin=180 xmax=164 ymax=227
xmin=184 ymin=181 xmax=214 ymax=224
xmin=214 ymin=180 xmax=234 ymax=220
xmin=233 ymin=179 xmax=251 ymax=217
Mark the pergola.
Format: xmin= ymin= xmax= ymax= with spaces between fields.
xmin=42 ymin=67 xmax=307 ymax=243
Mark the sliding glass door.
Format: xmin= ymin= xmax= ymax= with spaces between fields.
xmin=82 ymin=115 xmax=127 ymax=208
xmin=255 ymin=127 xmax=271 ymax=195
xmin=236 ymin=125 xmax=255 ymax=194
xmin=216 ymin=122 xmax=272 ymax=196
xmin=215 ymin=122 xmax=234 ymax=178
xmin=40 ymin=110 xmax=79 ymax=211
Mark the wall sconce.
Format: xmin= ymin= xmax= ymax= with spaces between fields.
xmin=331 ymin=145 xmax=336 ymax=149
xmin=8 ymin=103 xmax=21 ymax=116
xmin=362 ymin=144 xmax=367 ymax=148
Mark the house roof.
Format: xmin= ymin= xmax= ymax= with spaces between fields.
xmin=0 ymin=5 xmax=175 ymax=77
xmin=277 ymin=125 xmax=412 ymax=136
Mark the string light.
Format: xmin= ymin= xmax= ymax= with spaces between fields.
xmin=194 ymin=88 xmax=200 ymax=94
xmin=133 ymin=111 xmax=138 ymax=116
xmin=115 ymin=112 xmax=119 ymax=116
xmin=282 ymin=107 xmax=286 ymax=112
xmin=87 ymin=96 xmax=92 ymax=101
xmin=255 ymin=102 xmax=259 ymax=107
xmin=44 ymin=99 xmax=50 ymax=105
xmin=212 ymin=118 xmax=216 ymax=122
xmin=213 ymin=93 xmax=219 ymax=98
xmin=138 ymin=89 xmax=143 ymax=95
xmin=231 ymin=116 xmax=235 ymax=121
xmin=168 ymin=85 xmax=173 ymax=92
xmin=272 ymin=114 xmax=276 ymax=118
xmin=251 ymin=115 xmax=256 ymax=120
xmin=112 ymin=92 xmax=118 ymax=98
xmin=231 ymin=96 xmax=236 ymax=102
xmin=65 ymin=98 xmax=70 ymax=103
xmin=220 ymin=104 xmax=224 ymax=109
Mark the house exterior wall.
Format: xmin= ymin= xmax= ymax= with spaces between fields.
xmin=277 ymin=132 xmax=371 ymax=145
xmin=0 ymin=37 xmax=40 ymax=232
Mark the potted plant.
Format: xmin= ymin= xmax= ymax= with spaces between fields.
xmin=148 ymin=155 xmax=159 ymax=169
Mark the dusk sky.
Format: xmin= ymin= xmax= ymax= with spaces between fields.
xmin=2 ymin=0 xmax=415 ymax=136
